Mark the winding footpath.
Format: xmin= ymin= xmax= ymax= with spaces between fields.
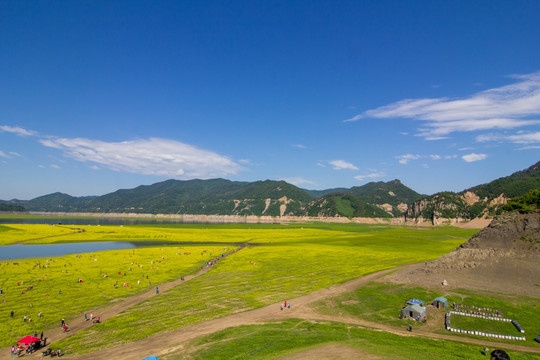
xmin=3 ymin=255 xmax=539 ymax=359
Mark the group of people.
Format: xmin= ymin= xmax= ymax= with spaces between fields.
xmin=280 ymin=301 xmax=291 ymax=310
xmin=10 ymin=331 xmax=46 ymax=357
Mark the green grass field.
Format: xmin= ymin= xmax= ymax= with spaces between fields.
xmin=2 ymin=221 xmax=515 ymax=357
xmin=49 ymin=224 xmax=479 ymax=354
xmin=160 ymin=319 xmax=539 ymax=360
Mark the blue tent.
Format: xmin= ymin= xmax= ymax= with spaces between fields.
xmin=406 ymin=298 xmax=424 ymax=306
xmin=141 ymin=357 xmax=158 ymax=360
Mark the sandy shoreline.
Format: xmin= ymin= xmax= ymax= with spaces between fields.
xmin=19 ymin=211 xmax=492 ymax=228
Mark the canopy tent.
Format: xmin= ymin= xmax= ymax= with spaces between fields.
xmin=141 ymin=357 xmax=159 ymax=360
xmin=432 ymin=296 xmax=448 ymax=309
xmin=401 ymin=304 xmax=426 ymax=320
xmin=17 ymin=336 xmax=41 ymax=344
xmin=406 ymin=298 xmax=424 ymax=306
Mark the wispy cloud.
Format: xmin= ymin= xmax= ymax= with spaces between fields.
xmin=345 ymin=71 xmax=540 ymax=139
xmin=292 ymin=144 xmax=307 ymax=149
xmin=476 ymin=131 xmax=540 ymax=144
xmin=396 ymin=153 xmax=457 ymax=164
xmin=281 ymin=177 xmax=315 ymax=186
xmin=329 ymin=160 xmax=359 ymax=170
xmin=396 ymin=154 xmax=421 ymax=164
xmin=354 ymin=171 xmax=385 ymax=181
xmin=2 ymin=125 xmax=244 ymax=179
xmin=38 ymin=137 xmax=243 ymax=178
xmin=0 ymin=151 xmax=8 ymax=158
xmin=462 ymin=153 xmax=487 ymax=162
xmin=0 ymin=125 xmax=38 ymax=137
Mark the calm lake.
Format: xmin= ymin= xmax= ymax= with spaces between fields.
xmin=0 ymin=218 xmax=187 ymax=225
xmin=0 ymin=242 xmax=136 ymax=261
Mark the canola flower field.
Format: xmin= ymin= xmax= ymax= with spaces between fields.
xmin=0 ymin=222 xmax=481 ymax=355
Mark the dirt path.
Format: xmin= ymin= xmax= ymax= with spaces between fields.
xmin=5 ymin=262 xmax=539 ymax=359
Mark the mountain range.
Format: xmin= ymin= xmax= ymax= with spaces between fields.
xmin=2 ymin=161 xmax=539 ymax=222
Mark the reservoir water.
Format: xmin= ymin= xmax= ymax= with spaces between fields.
xmin=0 ymin=218 xmax=187 ymax=225
xmin=0 ymin=242 xmax=136 ymax=261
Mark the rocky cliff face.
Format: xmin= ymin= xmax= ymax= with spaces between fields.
xmin=405 ymin=191 xmax=510 ymax=224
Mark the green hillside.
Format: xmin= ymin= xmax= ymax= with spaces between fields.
xmin=407 ymin=161 xmax=540 ymax=222
xmin=5 ymin=161 xmax=538 ymax=220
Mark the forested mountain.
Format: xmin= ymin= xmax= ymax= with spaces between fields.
xmin=0 ymin=201 xmax=26 ymax=212
xmin=4 ymin=161 xmax=539 ymax=220
xmin=406 ymin=161 xmax=540 ymax=223
xmin=7 ymin=179 xmax=421 ymax=218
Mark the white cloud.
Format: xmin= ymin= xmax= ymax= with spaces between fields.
xmin=37 ymin=136 xmax=243 ymax=178
xmin=462 ymin=153 xmax=487 ymax=162
xmin=316 ymin=162 xmax=326 ymax=167
xmin=429 ymin=154 xmax=441 ymax=160
xmin=505 ymin=131 xmax=540 ymax=144
xmin=517 ymin=145 xmax=540 ymax=150
xmin=281 ymin=177 xmax=315 ymax=186
xmin=3 ymin=126 xmax=245 ymax=179
xmin=51 ymin=164 xmax=61 ymax=169
xmin=292 ymin=144 xmax=307 ymax=149
xmin=0 ymin=125 xmax=38 ymax=137
xmin=354 ymin=171 xmax=385 ymax=181
xmin=396 ymin=154 xmax=421 ymax=164
xmin=476 ymin=131 xmax=540 ymax=145
xmin=346 ymin=71 xmax=540 ymax=139
xmin=329 ymin=160 xmax=359 ymax=170
xmin=0 ymin=151 xmax=8 ymax=158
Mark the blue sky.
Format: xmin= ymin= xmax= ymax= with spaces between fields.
xmin=1 ymin=1 xmax=539 ymax=200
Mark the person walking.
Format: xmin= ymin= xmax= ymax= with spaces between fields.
xmin=155 ymin=286 xmax=159 ymax=294
xmin=408 ymin=324 xmax=412 ymax=332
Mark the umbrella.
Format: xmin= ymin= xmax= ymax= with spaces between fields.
xmin=17 ymin=336 xmax=41 ymax=344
